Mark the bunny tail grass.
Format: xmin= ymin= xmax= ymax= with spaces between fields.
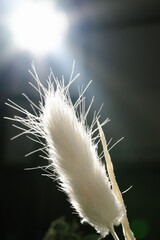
xmin=5 ymin=63 xmax=125 ymax=238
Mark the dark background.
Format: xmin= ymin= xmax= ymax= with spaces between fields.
xmin=0 ymin=0 xmax=160 ymax=239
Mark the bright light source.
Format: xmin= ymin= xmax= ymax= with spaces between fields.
xmin=9 ymin=1 xmax=68 ymax=55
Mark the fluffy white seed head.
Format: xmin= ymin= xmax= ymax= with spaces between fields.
xmin=6 ymin=63 xmax=124 ymax=238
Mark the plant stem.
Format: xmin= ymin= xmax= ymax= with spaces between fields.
xmin=110 ymin=225 xmax=120 ymax=240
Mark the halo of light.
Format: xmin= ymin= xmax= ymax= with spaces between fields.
xmin=9 ymin=1 xmax=69 ymax=55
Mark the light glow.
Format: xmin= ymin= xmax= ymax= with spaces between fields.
xmin=9 ymin=1 xmax=68 ymax=55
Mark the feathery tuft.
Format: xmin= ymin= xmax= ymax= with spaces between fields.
xmin=5 ymin=63 xmax=124 ymax=238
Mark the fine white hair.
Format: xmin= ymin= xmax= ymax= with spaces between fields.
xmin=5 ymin=62 xmax=124 ymax=239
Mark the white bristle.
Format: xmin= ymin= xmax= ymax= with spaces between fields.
xmin=5 ymin=63 xmax=124 ymax=238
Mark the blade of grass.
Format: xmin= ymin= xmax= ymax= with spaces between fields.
xmin=97 ymin=120 xmax=135 ymax=240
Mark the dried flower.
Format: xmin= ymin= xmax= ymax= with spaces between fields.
xmin=5 ymin=62 xmax=134 ymax=239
